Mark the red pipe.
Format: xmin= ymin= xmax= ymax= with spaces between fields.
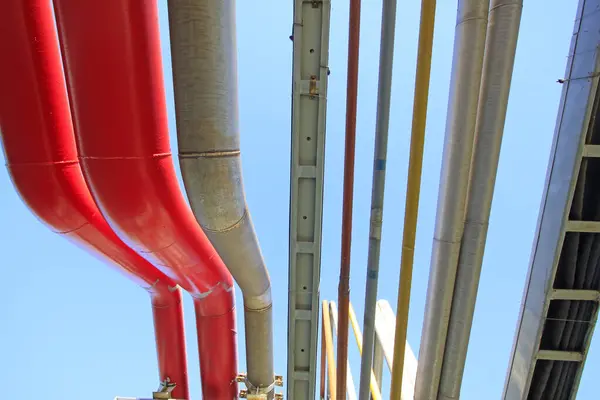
xmin=51 ymin=1 xmax=238 ymax=398
xmin=0 ymin=1 xmax=189 ymax=398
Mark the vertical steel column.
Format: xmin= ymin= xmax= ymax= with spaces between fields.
xmin=288 ymin=0 xmax=332 ymax=398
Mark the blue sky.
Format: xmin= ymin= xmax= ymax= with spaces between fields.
xmin=0 ymin=1 xmax=594 ymax=399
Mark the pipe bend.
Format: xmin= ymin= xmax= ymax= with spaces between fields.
xmin=179 ymin=152 xmax=246 ymax=232
xmin=244 ymin=286 xmax=274 ymax=312
xmin=0 ymin=2 xmax=190 ymax=398
xmin=52 ymin=1 xmax=238 ymax=398
xmin=167 ymin=0 xmax=274 ymax=393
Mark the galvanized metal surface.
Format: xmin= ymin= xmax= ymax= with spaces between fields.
xmin=287 ymin=0 xmax=332 ymax=399
xmin=438 ymin=1 xmax=523 ymax=398
xmin=415 ymin=1 xmax=490 ymax=398
xmin=167 ymin=0 xmax=273 ymax=392
xmin=503 ymin=0 xmax=600 ymax=398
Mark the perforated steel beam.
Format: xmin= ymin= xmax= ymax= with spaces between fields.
xmin=287 ymin=1 xmax=331 ymax=399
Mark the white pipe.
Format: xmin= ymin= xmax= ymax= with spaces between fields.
xmin=375 ymin=300 xmax=417 ymax=399
xmin=415 ymin=1 xmax=489 ymax=399
xmin=438 ymin=1 xmax=522 ymax=399
xmin=373 ymin=339 xmax=384 ymax=392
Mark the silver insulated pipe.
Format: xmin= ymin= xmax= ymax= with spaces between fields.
xmin=438 ymin=1 xmax=522 ymax=399
xmin=167 ymin=0 xmax=275 ymax=394
xmin=414 ymin=1 xmax=489 ymax=399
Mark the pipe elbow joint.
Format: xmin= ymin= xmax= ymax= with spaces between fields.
xmin=243 ymin=286 xmax=273 ymax=312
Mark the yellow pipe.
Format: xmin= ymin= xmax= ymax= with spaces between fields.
xmin=320 ymin=306 xmax=327 ymax=400
xmin=323 ymin=300 xmax=337 ymax=399
xmin=348 ymin=303 xmax=382 ymax=400
xmin=390 ymin=0 xmax=436 ymax=399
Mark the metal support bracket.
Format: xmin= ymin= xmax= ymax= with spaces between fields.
xmin=152 ymin=378 xmax=176 ymax=399
xmin=237 ymin=373 xmax=284 ymax=399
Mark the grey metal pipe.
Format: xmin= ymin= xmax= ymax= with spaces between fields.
xmin=438 ymin=2 xmax=522 ymax=399
xmin=166 ymin=0 xmax=274 ymax=394
xmin=414 ymin=1 xmax=489 ymax=399
xmin=357 ymin=0 xmax=398 ymax=398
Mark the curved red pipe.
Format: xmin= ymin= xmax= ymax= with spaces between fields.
xmin=0 ymin=1 xmax=189 ymax=398
xmin=52 ymin=1 xmax=238 ymax=398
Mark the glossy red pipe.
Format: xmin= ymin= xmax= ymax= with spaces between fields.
xmin=52 ymin=1 xmax=238 ymax=398
xmin=0 ymin=1 xmax=189 ymax=398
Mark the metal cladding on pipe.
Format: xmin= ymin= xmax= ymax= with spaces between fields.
xmin=0 ymin=1 xmax=189 ymax=398
xmin=357 ymin=0 xmax=398 ymax=397
xmin=337 ymin=0 xmax=363 ymax=396
xmin=415 ymin=1 xmax=490 ymax=399
xmin=438 ymin=2 xmax=522 ymax=398
xmin=51 ymin=1 xmax=237 ymax=398
xmin=166 ymin=0 xmax=274 ymax=392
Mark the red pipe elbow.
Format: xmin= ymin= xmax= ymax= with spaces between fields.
xmin=52 ymin=1 xmax=238 ymax=398
xmin=0 ymin=1 xmax=189 ymax=398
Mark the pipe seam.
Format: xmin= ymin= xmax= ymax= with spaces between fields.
xmin=489 ymin=1 xmax=522 ymax=12
xmin=179 ymin=150 xmax=241 ymax=158
xmin=79 ymin=153 xmax=171 ymax=160
xmin=200 ymin=207 xmax=248 ymax=234
xmin=6 ymin=159 xmax=79 ymax=166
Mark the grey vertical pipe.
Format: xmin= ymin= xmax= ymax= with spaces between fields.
xmin=166 ymin=0 xmax=274 ymax=394
xmin=357 ymin=0 xmax=397 ymax=398
xmin=437 ymin=2 xmax=522 ymax=399
xmin=414 ymin=1 xmax=489 ymax=399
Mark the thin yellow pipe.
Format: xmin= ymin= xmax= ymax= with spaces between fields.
xmin=323 ymin=300 xmax=337 ymax=399
xmin=320 ymin=306 xmax=327 ymax=400
xmin=348 ymin=303 xmax=382 ymax=400
xmin=390 ymin=1 xmax=436 ymax=399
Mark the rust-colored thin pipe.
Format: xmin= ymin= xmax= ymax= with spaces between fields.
xmin=337 ymin=0 xmax=363 ymax=397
